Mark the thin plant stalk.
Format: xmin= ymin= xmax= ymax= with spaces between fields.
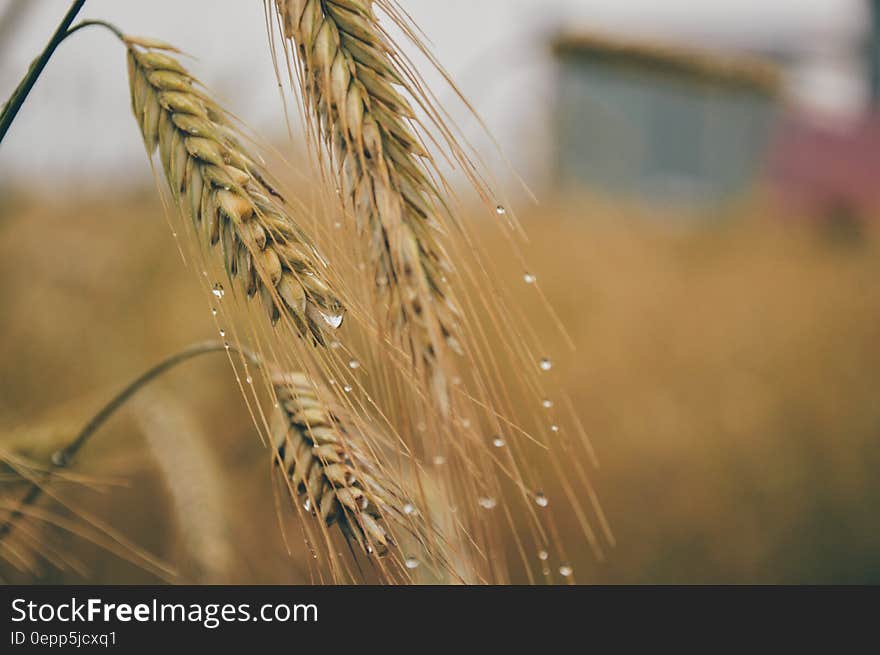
xmin=0 ymin=0 xmax=87 ymax=144
xmin=0 ymin=341 xmax=259 ymax=543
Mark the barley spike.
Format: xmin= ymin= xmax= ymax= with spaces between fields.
xmin=277 ymin=0 xmax=462 ymax=410
xmin=271 ymin=371 xmax=413 ymax=556
xmin=126 ymin=37 xmax=345 ymax=343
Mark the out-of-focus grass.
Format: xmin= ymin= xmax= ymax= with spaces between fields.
xmin=498 ymin=198 xmax=880 ymax=583
xmin=1 ymin=189 xmax=878 ymax=583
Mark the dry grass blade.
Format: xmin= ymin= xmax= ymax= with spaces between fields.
xmin=272 ymin=370 xmax=416 ymax=558
xmin=276 ymin=0 xmax=463 ymax=411
xmin=134 ymin=392 xmax=233 ymax=583
xmin=126 ymin=37 xmax=345 ymax=343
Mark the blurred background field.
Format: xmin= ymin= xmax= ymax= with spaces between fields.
xmin=1 ymin=190 xmax=878 ymax=584
xmin=1 ymin=0 xmax=879 ymax=584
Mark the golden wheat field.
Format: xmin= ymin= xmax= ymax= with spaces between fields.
xmin=2 ymin=0 xmax=879 ymax=589
xmin=1 ymin=186 xmax=877 ymax=585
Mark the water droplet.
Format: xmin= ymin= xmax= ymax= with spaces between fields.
xmin=433 ymin=455 xmax=446 ymax=466
xmin=246 ymin=376 xmax=253 ymax=385
xmin=535 ymin=492 xmax=549 ymax=507
xmin=478 ymin=496 xmax=497 ymax=510
xmin=211 ymin=307 xmax=218 ymax=316
xmin=551 ymin=425 xmax=560 ymax=433
xmin=223 ymin=342 xmax=231 ymax=350
xmin=348 ymin=359 xmax=360 ymax=370
xmin=403 ymin=503 xmax=416 ymax=516
xmin=375 ymin=275 xmax=388 ymax=287
xmin=318 ymin=309 xmax=344 ymax=330
xmin=330 ymin=340 xmax=342 ymax=350
xmin=219 ymin=328 xmax=226 ymax=337
xmin=303 ymin=498 xmax=312 ymax=512
xmin=559 ymin=565 xmax=573 ymax=577
xmin=51 ymin=451 xmax=68 ymax=467
xmin=540 ymin=358 xmax=553 ymax=371
xmin=405 ymin=557 xmax=420 ymax=570
xmin=538 ymin=549 xmax=549 ymax=561
xmin=212 ymin=283 xmax=225 ymax=299
xmin=334 ymin=222 xmax=342 ymax=229
xmin=451 ymin=376 xmax=462 ymax=386
xmin=343 ymin=384 xmax=353 ymax=393
xmin=542 ymin=399 xmax=553 ymax=409
xmin=492 ymin=436 xmax=506 ymax=448
xmin=524 ymin=273 xmax=537 ymax=284
xmin=461 ymin=418 xmax=471 ymax=428
xmin=495 ymin=205 xmax=506 ymax=216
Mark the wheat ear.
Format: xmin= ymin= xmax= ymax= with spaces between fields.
xmin=276 ymin=0 xmax=462 ymax=411
xmin=272 ymin=371 xmax=416 ymax=556
xmin=126 ymin=36 xmax=344 ymax=342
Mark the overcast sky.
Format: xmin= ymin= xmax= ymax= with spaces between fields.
xmin=0 ymin=0 xmax=870 ymax=189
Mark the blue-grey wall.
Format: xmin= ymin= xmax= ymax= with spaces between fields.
xmin=556 ymin=55 xmax=779 ymax=208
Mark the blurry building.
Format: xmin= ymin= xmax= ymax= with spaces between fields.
xmin=554 ymin=32 xmax=782 ymax=208
xmin=554 ymin=0 xmax=880 ymax=219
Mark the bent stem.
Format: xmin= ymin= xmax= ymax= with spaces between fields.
xmin=0 ymin=340 xmax=261 ymax=543
xmin=0 ymin=0 xmax=88 ymax=144
xmin=64 ymin=19 xmax=124 ymax=41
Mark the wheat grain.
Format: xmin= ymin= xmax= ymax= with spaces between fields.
xmin=271 ymin=370 xmax=414 ymax=556
xmin=126 ymin=37 xmax=345 ymax=343
xmin=276 ymin=0 xmax=462 ymax=411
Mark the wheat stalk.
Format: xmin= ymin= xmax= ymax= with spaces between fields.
xmin=276 ymin=0 xmax=462 ymax=411
xmin=272 ymin=370 xmax=416 ymax=557
xmin=134 ymin=392 xmax=233 ymax=583
xmin=126 ymin=36 xmax=345 ymax=342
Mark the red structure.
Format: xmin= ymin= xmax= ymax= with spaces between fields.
xmin=768 ymin=113 xmax=880 ymax=219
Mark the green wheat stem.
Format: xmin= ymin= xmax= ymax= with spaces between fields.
xmin=0 ymin=0 xmax=87 ymax=145
xmin=0 ymin=341 xmax=261 ymax=543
